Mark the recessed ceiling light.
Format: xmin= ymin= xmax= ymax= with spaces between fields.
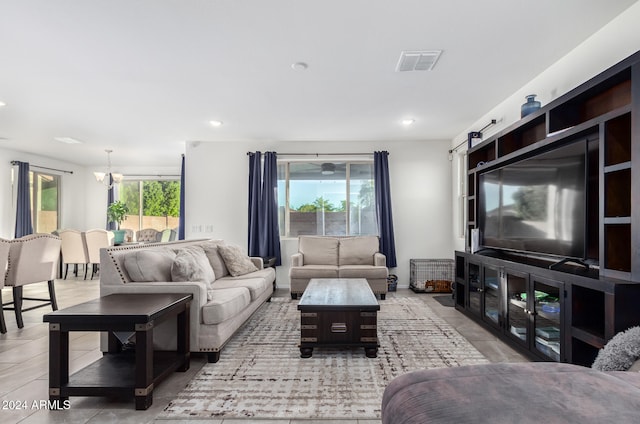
xmin=54 ymin=136 xmax=83 ymax=144
xmin=209 ymin=120 xmax=223 ymax=127
xmin=291 ymin=62 xmax=308 ymax=71
xmin=402 ymin=119 xmax=415 ymax=126
xmin=0 ymin=101 xmax=6 ymax=107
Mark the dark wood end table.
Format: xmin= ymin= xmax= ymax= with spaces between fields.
xmin=43 ymin=293 xmax=192 ymax=410
xmin=297 ymin=278 xmax=380 ymax=358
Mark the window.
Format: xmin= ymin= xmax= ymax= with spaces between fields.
xmin=118 ymin=179 xmax=181 ymax=232
xmin=278 ymin=161 xmax=377 ymax=237
xmin=31 ymin=171 xmax=60 ymax=233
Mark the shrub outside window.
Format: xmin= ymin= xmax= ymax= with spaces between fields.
xmin=119 ymin=179 xmax=180 ymax=233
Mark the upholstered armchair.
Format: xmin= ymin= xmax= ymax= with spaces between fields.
xmin=0 ymin=238 xmax=11 ymax=333
xmin=4 ymin=233 xmax=62 ymax=329
xmin=84 ymin=229 xmax=114 ymax=279
xmin=136 ymin=228 xmax=160 ymax=243
xmin=57 ymin=229 xmax=89 ymax=279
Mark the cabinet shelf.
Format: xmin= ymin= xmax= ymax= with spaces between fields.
xmin=571 ymin=326 xmax=606 ymax=348
xmin=604 ymin=112 xmax=631 ymax=166
xmin=548 ymin=70 xmax=631 ymax=134
xmin=498 ymin=115 xmax=546 ymax=156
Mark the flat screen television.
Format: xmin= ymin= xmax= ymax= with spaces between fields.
xmin=478 ymin=139 xmax=587 ymax=259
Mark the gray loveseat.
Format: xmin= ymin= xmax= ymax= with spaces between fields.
xmin=289 ymin=235 xmax=389 ymax=299
xmin=100 ymin=239 xmax=275 ymax=362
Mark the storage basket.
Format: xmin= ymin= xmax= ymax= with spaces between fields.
xmin=410 ymin=259 xmax=454 ymax=293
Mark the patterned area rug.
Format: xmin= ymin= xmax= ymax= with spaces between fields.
xmin=160 ymin=296 xmax=489 ymax=420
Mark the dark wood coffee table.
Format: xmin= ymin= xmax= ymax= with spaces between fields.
xmin=297 ymin=278 xmax=380 ymax=358
xmin=43 ymin=293 xmax=192 ymax=410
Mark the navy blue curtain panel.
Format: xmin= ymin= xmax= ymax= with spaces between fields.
xmin=374 ymin=151 xmax=397 ymax=268
xmin=14 ymin=161 xmax=33 ymax=238
xmin=260 ymin=152 xmax=282 ymax=265
xmin=178 ymin=154 xmax=186 ymax=240
xmin=106 ymin=174 xmax=116 ymax=230
xmin=247 ymin=151 xmax=262 ymax=257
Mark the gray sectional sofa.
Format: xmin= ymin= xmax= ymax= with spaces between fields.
xmin=99 ymin=238 xmax=275 ymax=362
xmin=289 ymin=235 xmax=389 ymax=299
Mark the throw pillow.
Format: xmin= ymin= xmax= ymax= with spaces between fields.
xmin=592 ymin=326 xmax=640 ymax=371
xmin=124 ymin=249 xmax=177 ymax=282
xmin=171 ymin=246 xmax=216 ymax=289
xmin=201 ymin=240 xmax=229 ymax=279
xmin=217 ymin=244 xmax=258 ymax=277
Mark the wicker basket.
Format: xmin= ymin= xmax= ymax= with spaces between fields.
xmin=410 ymin=259 xmax=454 ymax=293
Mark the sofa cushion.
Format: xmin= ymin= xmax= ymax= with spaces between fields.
xmin=290 ymin=264 xmax=339 ymax=279
xmin=123 ymin=248 xmax=177 ymax=282
xmin=339 ymin=236 xmax=379 ymax=266
xmin=339 ymin=265 xmax=388 ymax=279
xmin=201 ymin=239 xmax=229 ymax=279
xmin=299 ymin=236 xmax=339 ymax=266
xmin=171 ymin=246 xmax=215 ymax=289
xmin=202 ymin=287 xmax=251 ymax=324
xmin=213 ymin=277 xmax=271 ymax=301
xmin=217 ymin=244 xmax=258 ymax=276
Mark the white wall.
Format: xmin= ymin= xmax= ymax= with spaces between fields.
xmin=0 ymin=147 xmax=88 ymax=238
xmin=186 ymin=139 xmax=453 ymax=287
xmin=450 ymin=1 xmax=640 ymax=253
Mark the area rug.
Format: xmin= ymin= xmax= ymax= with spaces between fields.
xmin=160 ymin=296 xmax=489 ymax=420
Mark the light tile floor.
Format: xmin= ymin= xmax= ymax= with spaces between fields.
xmin=0 ymin=277 xmax=528 ymax=424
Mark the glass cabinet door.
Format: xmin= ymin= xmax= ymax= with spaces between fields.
xmin=505 ymin=269 xmax=529 ymax=346
xmin=532 ymin=275 xmax=563 ymax=362
xmin=467 ymin=261 xmax=481 ymax=317
xmin=482 ymin=266 xmax=501 ymax=328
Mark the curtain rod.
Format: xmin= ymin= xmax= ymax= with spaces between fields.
xmin=246 ymin=152 xmax=375 ymax=156
xmin=10 ymin=161 xmax=73 ymax=174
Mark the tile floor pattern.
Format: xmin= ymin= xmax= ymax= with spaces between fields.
xmin=0 ymin=276 xmax=528 ymax=424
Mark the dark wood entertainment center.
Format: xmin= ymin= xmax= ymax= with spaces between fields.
xmin=456 ymin=50 xmax=640 ymax=366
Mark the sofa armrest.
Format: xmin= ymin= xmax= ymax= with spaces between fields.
xmin=291 ymin=252 xmax=303 ymax=267
xmin=250 ymin=257 xmax=264 ymax=269
xmin=374 ymin=252 xmax=386 ymax=267
xmin=101 ymin=281 xmax=208 ymax=309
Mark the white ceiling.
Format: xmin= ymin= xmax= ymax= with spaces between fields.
xmin=0 ymin=0 xmax=637 ymax=168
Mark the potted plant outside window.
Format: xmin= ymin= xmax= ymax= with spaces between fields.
xmin=107 ymin=200 xmax=129 ymax=244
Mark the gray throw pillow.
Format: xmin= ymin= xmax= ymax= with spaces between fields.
xmin=217 ymin=244 xmax=258 ymax=277
xmin=171 ymin=246 xmax=215 ymax=289
xmin=201 ymin=240 xmax=229 ymax=279
xmin=124 ymin=249 xmax=177 ymax=282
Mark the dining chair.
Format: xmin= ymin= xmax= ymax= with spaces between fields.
xmin=136 ymin=228 xmax=160 ymax=243
xmin=0 ymin=238 xmax=11 ymax=333
xmin=84 ymin=229 xmax=114 ymax=279
xmin=58 ymin=229 xmax=89 ymax=279
xmin=4 ymin=233 xmax=62 ymax=329
xmin=159 ymin=229 xmax=177 ymax=242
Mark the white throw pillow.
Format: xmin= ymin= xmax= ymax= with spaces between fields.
xmin=171 ymin=246 xmax=216 ymax=289
xmin=217 ymin=244 xmax=258 ymax=277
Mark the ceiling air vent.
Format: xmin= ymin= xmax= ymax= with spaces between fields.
xmin=396 ymin=50 xmax=442 ymax=72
